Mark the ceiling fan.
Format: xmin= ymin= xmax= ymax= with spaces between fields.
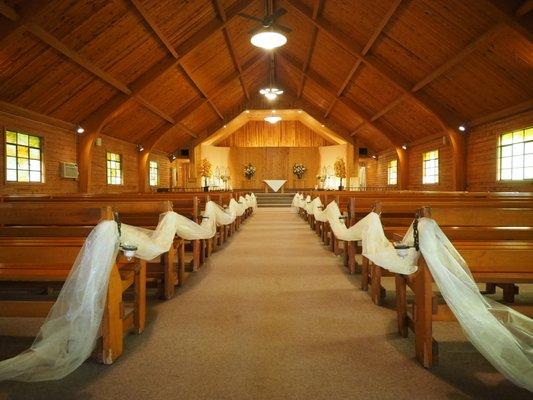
xmin=239 ymin=1 xmax=291 ymax=49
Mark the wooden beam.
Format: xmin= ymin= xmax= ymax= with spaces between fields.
xmin=297 ymin=0 xmax=321 ymax=98
xmin=516 ymin=0 xmax=533 ymax=17
xmin=25 ymin=23 xmax=131 ymax=95
xmin=82 ymin=0 xmax=251 ymax=131
xmin=323 ymin=0 xmax=401 ymax=118
xmin=140 ymin=54 xmax=266 ymax=150
xmin=212 ymin=0 xmax=250 ymax=100
xmin=278 ymin=51 xmax=406 ymax=146
xmin=177 ymin=64 xmax=224 ymax=120
xmin=0 ymin=100 xmax=74 ymax=131
xmin=483 ymin=0 xmax=533 ymax=43
xmin=128 ymin=0 xmax=179 ymax=58
xmin=284 ymin=0 xmax=462 ymax=130
xmin=0 ymin=0 xmax=19 ymax=21
xmin=411 ymin=24 xmax=504 ymax=92
xmin=469 ymin=99 xmax=533 ymax=127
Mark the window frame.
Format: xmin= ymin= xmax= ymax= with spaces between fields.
xmin=4 ymin=128 xmax=44 ymax=184
xmin=387 ymin=159 xmax=398 ymax=186
xmin=422 ymin=149 xmax=439 ymax=185
xmin=497 ymin=127 xmax=533 ymax=182
xmin=106 ymin=151 xmax=123 ymax=185
xmin=149 ymin=160 xmax=158 ymax=187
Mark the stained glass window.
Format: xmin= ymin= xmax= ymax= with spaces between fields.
xmin=5 ymin=130 xmax=43 ymax=183
xmin=497 ymin=128 xmax=533 ymax=181
xmin=149 ymin=160 xmax=158 ymax=186
xmin=422 ymin=150 xmax=439 ymax=184
xmin=106 ymin=152 xmax=122 ymax=185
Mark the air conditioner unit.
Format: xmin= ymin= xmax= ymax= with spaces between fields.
xmin=60 ymin=162 xmax=79 ymax=179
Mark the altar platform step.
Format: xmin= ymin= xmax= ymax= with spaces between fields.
xmin=254 ymin=193 xmax=295 ymax=208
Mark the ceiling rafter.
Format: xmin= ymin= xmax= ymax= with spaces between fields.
xmin=81 ymin=0 xmax=252 ymax=134
xmin=352 ymin=23 xmax=504 ymax=134
xmin=297 ymin=0 xmax=322 ymax=98
xmin=469 ymin=99 xmax=533 ymax=128
xmin=324 ymin=0 xmax=403 ymax=119
xmin=212 ymin=0 xmax=250 ymax=101
xmin=284 ymin=0 xmax=463 ymax=130
xmin=278 ymin=50 xmax=406 ymax=147
xmin=483 ymin=0 xmax=533 ymax=43
xmin=516 ymin=0 xmax=533 ymax=17
xmin=140 ymin=53 xmax=266 ymax=150
xmin=1 ymin=1 xmax=186 ymax=131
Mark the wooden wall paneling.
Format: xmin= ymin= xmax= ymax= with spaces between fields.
xmin=90 ymin=134 xmax=139 ymax=193
xmin=467 ymin=109 xmax=533 ymax=192
xmin=0 ymin=110 xmax=78 ymax=195
xmin=407 ymin=136 xmax=454 ymax=190
xmin=216 ymin=120 xmax=333 ymax=147
xmin=308 ymin=32 xmax=357 ymax=89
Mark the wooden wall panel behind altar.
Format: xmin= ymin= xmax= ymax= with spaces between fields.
xmin=229 ymin=147 xmax=319 ymax=190
xmin=217 ymin=121 xmax=334 ymax=148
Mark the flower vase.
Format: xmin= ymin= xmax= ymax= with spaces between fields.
xmin=338 ymin=178 xmax=344 ymax=191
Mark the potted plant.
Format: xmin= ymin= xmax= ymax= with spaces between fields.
xmin=334 ymin=158 xmax=347 ymax=190
xmin=199 ymin=158 xmax=212 ymax=192
xmin=292 ymin=163 xmax=307 ymax=180
xmin=244 ymin=163 xmax=256 ymax=180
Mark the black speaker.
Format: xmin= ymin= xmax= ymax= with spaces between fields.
xmin=358 ymin=147 xmax=368 ymax=156
xmin=179 ymin=148 xmax=189 ymax=157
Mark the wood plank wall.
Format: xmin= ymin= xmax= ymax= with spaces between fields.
xmin=229 ymin=147 xmax=319 ymax=190
xmin=217 ymin=121 xmax=333 ymax=147
xmin=0 ymin=112 xmax=170 ymax=194
xmin=467 ymin=110 xmax=533 ymax=192
xmin=0 ymin=112 xmax=78 ymax=195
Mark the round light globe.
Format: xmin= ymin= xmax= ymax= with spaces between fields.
xmin=251 ymin=31 xmax=287 ymax=49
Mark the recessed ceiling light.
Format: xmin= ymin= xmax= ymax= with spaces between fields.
xmin=298 ymin=110 xmax=302 ymax=113
xmin=251 ymin=30 xmax=287 ymax=50
xmin=245 ymin=110 xmax=250 ymax=113
xmin=223 ymin=124 xmax=227 ymax=128
xmin=321 ymin=124 xmax=325 ymax=127
xmin=264 ymin=115 xmax=282 ymax=124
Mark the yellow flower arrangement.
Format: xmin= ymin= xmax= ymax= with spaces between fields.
xmin=333 ymin=158 xmax=346 ymax=178
xmin=199 ymin=158 xmax=212 ymax=178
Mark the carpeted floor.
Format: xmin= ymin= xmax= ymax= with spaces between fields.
xmin=0 ymin=208 xmax=530 ymax=399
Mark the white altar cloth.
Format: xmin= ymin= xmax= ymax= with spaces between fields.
xmin=264 ymin=180 xmax=287 ymax=192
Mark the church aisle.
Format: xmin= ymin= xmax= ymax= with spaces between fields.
xmin=0 ymin=208 xmax=527 ymax=400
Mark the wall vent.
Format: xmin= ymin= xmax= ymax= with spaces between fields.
xmin=60 ymin=162 xmax=79 ymax=179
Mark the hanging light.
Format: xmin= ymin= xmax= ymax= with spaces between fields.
xmin=458 ymin=123 xmax=467 ymax=132
xmin=264 ymin=115 xmax=282 ymax=124
xmin=259 ymin=87 xmax=284 ymax=100
xmin=75 ymin=124 xmax=84 ymax=134
xmin=260 ymin=57 xmax=284 ymax=101
xmin=137 ymin=144 xmax=144 ymax=152
xmin=402 ymin=144 xmax=407 ymax=150
xmin=251 ymin=30 xmax=287 ymax=49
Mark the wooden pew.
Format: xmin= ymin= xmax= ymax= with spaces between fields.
xmin=0 ymin=206 xmax=146 ymax=364
xmin=394 ymin=207 xmax=533 ymax=368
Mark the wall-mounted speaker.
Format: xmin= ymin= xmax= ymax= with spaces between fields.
xmin=358 ymin=147 xmax=368 ymax=156
xmin=179 ymin=148 xmax=189 ymax=158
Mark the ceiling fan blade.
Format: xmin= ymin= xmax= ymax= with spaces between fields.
xmin=238 ymin=12 xmax=264 ymax=23
xmin=275 ymin=24 xmax=292 ymax=33
xmin=249 ymin=25 xmax=265 ymax=35
xmin=271 ymin=8 xmax=287 ymax=19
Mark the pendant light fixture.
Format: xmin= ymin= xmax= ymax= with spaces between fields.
xmin=259 ymin=57 xmax=284 ymax=101
xmin=238 ymin=1 xmax=290 ymax=50
xmin=264 ymin=115 xmax=282 ymax=124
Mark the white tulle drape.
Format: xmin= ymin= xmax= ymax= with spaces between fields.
xmin=0 ymin=221 xmax=120 ymax=382
xmin=0 ymin=198 xmax=252 ymax=382
xmin=294 ymin=193 xmax=532 ymax=391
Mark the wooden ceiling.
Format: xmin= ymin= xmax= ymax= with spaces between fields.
xmin=0 ymin=0 xmax=531 ymax=154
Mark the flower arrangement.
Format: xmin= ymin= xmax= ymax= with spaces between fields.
xmin=316 ymin=174 xmax=326 ymax=183
xmin=244 ymin=163 xmax=256 ymax=180
xmin=199 ymin=158 xmax=212 ymax=178
xmin=292 ymin=163 xmax=307 ymax=179
xmin=334 ymin=158 xmax=347 ymax=190
xmin=334 ymin=158 xmax=346 ymax=178
xmin=221 ymin=174 xmax=230 ymax=183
